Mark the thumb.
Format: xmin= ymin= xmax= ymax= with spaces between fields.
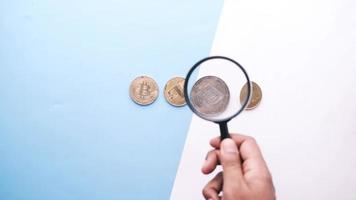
xmin=220 ymin=138 xmax=244 ymax=185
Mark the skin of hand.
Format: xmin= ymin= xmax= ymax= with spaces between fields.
xmin=201 ymin=134 xmax=275 ymax=200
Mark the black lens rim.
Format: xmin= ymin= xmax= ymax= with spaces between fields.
xmin=184 ymin=56 xmax=252 ymax=123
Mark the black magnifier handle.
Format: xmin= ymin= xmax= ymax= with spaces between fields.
xmin=218 ymin=121 xmax=230 ymax=140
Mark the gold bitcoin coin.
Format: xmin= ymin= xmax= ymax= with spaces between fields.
xmin=164 ymin=77 xmax=186 ymax=107
xmin=129 ymin=76 xmax=159 ymax=106
xmin=240 ymin=81 xmax=262 ymax=110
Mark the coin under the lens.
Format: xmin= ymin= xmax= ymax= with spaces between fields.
xmin=190 ymin=76 xmax=230 ymax=117
xmin=164 ymin=77 xmax=186 ymax=107
xmin=129 ymin=76 xmax=159 ymax=106
xmin=240 ymin=81 xmax=262 ymax=110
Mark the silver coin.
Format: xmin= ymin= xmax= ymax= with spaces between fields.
xmin=190 ymin=76 xmax=230 ymax=117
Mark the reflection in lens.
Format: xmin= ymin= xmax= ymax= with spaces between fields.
xmin=190 ymin=76 xmax=230 ymax=117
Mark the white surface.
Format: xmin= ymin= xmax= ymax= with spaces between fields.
xmin=171 ymin=0 xmax=356 ymax=199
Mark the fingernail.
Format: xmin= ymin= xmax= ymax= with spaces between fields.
xmin=203 ymin=156 xmax=210 ymax=167
xmin=222 ymin=138 xmax=238 ymax=154
xmin=202 ymin=159 xmax=208 ymax=168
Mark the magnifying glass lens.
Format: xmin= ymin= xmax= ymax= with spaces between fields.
xmin=185 ymin=56 xmax=251 ymax=123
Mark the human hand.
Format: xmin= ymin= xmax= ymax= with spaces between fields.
xmin=201 ymin=134 xmax=275 ymax=200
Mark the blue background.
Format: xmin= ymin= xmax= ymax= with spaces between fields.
xmin=0 ymin=0 xmax=222 ymax=199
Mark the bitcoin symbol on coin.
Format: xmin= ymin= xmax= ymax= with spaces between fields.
xmin=139 ymin=81 xmax=151 ymax=98
xmin=129 ymin=76 xmax=159 ymax=106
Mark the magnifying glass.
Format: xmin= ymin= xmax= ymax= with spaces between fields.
xmin=184 ymin=56 xmax=252 ymax=140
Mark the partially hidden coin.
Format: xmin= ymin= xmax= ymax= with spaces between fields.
xmin=129 ymin=76 xmax=159 ymax=106
xmin=190 ymin=76 xmax=230 ymax=117
xmin=164 ymin=77 xmax=186 ymax=107
xmin=240 ymin=81 xmax=262 ymax=110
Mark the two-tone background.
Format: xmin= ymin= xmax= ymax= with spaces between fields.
xmin=1 ymin=0 xmax=356 ymax=199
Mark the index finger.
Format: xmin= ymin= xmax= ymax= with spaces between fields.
xmin=210 ymin=134 xmax=262 ymax=160
xmin=210 ymin=134 xmax=253 ymax=148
